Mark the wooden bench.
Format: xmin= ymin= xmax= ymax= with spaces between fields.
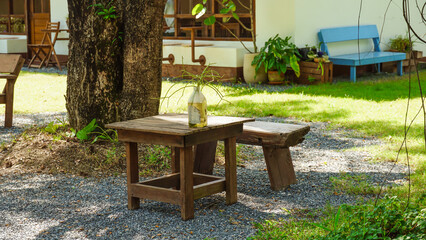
xmin=318 ymin=25 xmax=407 ymax=82
xmin=186 ymin=121 xmax=310 ymax=191
xmin=0 ymin=54 xmax=25 ymax=128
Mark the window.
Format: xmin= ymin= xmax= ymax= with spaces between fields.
xmin=163 ymin=0 xmax=254 ymax=40
xmin=0 ymin=0 xmax=25 ymax=34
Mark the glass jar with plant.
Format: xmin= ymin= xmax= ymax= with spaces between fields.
xmin=161 ymin=65 xmax=227 ymax=128
xmin=192 ymin=0 xmax=267 ymax=84
xmin=251 ymin=35 xmax=301 ymax=84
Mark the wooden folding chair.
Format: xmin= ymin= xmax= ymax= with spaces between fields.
xmin=27 ymin=22 xmax=61 ymax=70
xmin=0 ymin=54 xmax=25 ymax=128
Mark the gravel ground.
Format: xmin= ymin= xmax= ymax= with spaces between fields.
xmin=0 ymin=113 xmax=408 ymax=239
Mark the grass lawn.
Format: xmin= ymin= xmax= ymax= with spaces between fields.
xmin=4 ymin=69 xmax=426 ymax=239
xmin=0 ymin=72 xmax=67 ymax=114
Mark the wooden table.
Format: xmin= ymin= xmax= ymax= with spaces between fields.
xmin=106 ymin=114 xmax=253 ymax=220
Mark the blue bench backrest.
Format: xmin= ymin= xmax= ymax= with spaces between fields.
xmin=318 ymin=25 xmax=381 ymax=56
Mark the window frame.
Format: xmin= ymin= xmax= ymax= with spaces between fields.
xmin=163 ymin=0 xmax=255 ymax=41
xmin=0 ymin=0 xmax=26 ymax=35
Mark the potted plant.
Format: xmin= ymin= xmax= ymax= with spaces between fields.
xmin=251 ymin=35 xmax=300 ymax=84
xmin=386 ymin=35 xmax=423 ymax=72
xmin=161 ymin=65 xmax=227 ymax=128
xmin=297 ymin=44 xmax=333 ymax=84
xmin=192 ymin=0 xmax=267 ymax=84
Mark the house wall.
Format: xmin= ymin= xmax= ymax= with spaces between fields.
xmin=293 ymin=0 xmax=426 ymax=54
xmin=50 ymin=0 xmax=69 ymax=55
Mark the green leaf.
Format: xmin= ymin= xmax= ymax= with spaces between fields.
xmin=204 ymin=16 xmax=216 ymax=25
xmin=222 ymin=17 xmax=231 ymax=23
xmin=232 ymin=12 xmax=239 ymax=20
xmin=220 ymin=8 xmax=230 ymax=14
xmin=203 ymin=0 xmax=208 ymax=4
xmin=192 ymin=4 xmax=204 ymax=15
xmin=289 ymin=55 xmax=300 ymax=77
xmin=76 ymin=119 xmax=98 ymax=141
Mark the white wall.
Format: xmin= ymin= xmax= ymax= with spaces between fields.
xmin=293 ymin=0 xmax=425 ymax=54
xmin=256 ymin=0 xmax=296 ymax=50
xmin=0 ymin=36 xmax=27 ymax=53
xmin=50 ymin=0 xmax=69 ymax=55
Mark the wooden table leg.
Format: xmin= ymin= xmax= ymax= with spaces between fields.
xmin=125 ymin=142 xmax=140 ymax=209
xmin=4 ymin=79 xmax=15 ymax=128
xmin=180 ymin=146 xmax=194 ymax=220
xmin=224 ymin=137 xmax=237 ymax=205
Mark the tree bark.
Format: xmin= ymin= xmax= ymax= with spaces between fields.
xmin=66 ymin=0 xmax=165 ymax=130
xmin=120 ymin=1 xmax=165 ymax=120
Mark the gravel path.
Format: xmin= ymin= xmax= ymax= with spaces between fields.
xmin=0 ymin=113 xmax=408 ymax=239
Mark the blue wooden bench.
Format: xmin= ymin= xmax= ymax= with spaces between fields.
xmin=318 ymin=25 xmax=406 ymax=82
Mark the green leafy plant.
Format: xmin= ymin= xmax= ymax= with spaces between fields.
xmin=192 ymin=0 xmax=257 ymax=53
xmin=89 ymin=1 xmax=118 ymax=20
xmin=310 ymin=196 xmax=425 ymax=239
xmin=251 ymin=34 xmax=301 ymax=77
xmin=389 ymin=35 xmax=413 ymax=52
xmin=71 ymin=119 xmax=98 ymax=141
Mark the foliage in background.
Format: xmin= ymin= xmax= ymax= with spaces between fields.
xmin=251 ymin=34 xmax=300 ymax=77
xmin=388 ymin=35 xmax=413 ymax=52
xmin=192 ymin=0 xmax=257 ymax=53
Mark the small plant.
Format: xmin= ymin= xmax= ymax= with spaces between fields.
xmin=89 ymin=1 xmax=118 ymax=20
xmin=160 ymin=65 xmax=228 ymax=108
xmin=251 ymin=34 xmax=301 ymax=77
xmin=311 ymin=196 xmax=426 ymax=239
xmin=389 ymin=35 xmax=413 ymax=52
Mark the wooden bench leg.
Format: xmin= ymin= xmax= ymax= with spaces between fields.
xmin=180 ymin=146 xmax=194 ymax=220
xmin=262 ymin=146 xmax=297 ymax=191
xmin=193 ymin=141 xmax=217 ymax=174
xmin=172 ymin=141 xmax=217 ymax=175
xmin=125 ymin=142 xmax=140 ymax=209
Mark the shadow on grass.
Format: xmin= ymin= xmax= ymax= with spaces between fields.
xmin=285 ymin=71 xmax=426 ymax=102
xmin=210 ymin=99 xmax=351 ymax=122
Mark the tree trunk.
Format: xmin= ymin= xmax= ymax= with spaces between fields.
xmin=66 ymin=0 xmax=165 ymax=130
xmin=120 ymin=1 xmax=165 ymax=120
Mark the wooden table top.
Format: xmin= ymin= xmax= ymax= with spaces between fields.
xmin=106 ymin=113 xmax=254 ymax=136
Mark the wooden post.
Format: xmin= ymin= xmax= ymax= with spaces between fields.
xmin=125 ymin=142 xmax=140 ymax=209
xmin=262 ymin=146 xmax=297 ymax=191
xmin=193 ymin=141 xmax=217 ymax=174
xmin=180 ymin=146 xmax=194 ymax=220
xmin=4 ymin=80 xmax=15 ymax=128
xmin=224 ymin=137 xmax=237 ymax=205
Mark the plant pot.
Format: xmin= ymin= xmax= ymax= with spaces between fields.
xmin=267 ymin=70 xmax=285 ymax=84
xmin=188 ymin=86 xmax=207 ymax=128
xmin=243 ymin=53 xmax=267 ymax=84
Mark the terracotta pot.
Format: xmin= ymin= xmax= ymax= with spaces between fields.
xmin=267 ymin=70 xmax=285 ymax=83
xmin=243 ymin=53 xmax=267 ymax=84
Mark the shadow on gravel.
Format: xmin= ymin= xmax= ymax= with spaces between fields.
xmin=0 ymin=164 xmax=407 ymax=239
